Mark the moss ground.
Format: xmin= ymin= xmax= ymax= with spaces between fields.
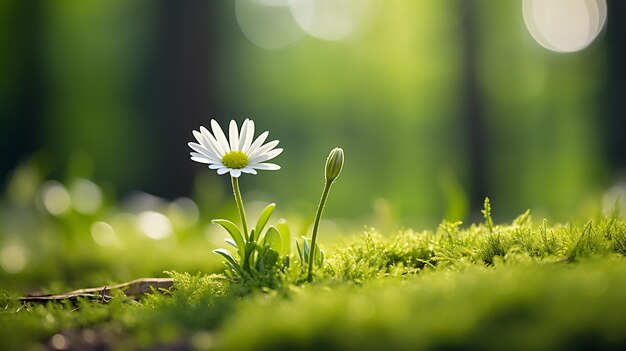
xmin=2 ymin=209 xmax=626 ymax=350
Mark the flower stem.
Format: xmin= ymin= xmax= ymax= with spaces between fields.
xmin=231 ymin=176 xmax=249 ymax=239
xmin=307 ymin=180 xmax=332 ymax=282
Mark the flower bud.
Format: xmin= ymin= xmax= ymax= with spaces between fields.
xmin=325 ymin=147 xmax=344 ymax=182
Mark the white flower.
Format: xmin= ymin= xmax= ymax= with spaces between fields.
xmin=188 ymin=119 xmax=282 ymax=178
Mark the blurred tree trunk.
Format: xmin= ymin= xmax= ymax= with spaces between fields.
xmin=607 ymin=1 xmax=626 ymax=172
xmin=150 ymin=0 xmax=224 ymax=198
xmin=459 ymin=1 xmax=486 ymax=216
xmin=0 ymin=1 xmax=44 ymax=178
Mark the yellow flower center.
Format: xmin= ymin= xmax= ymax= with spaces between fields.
xmin=222 ymin=151 xmax=249 ymax=169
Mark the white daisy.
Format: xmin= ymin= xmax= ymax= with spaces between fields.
xmin=188 ymin=119 xmax=282 ymax=178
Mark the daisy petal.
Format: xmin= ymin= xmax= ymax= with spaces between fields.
xmin=238 ymin=119 xmax=251 ymax=151
xmin=193 ymin=130 xmax=220 ymax=159
xmin=230 ymin=169 xmax=242 ymax=178
xmin=246 ymin=131 xmax=269 ymax=157
xmin=191 ymin=153 xmax=221 ymax=164
xmin=240 ymin=167 xmax=257 ymax=175
xmin=229 ymin=120 xmax=239 ymax=151
xmin=193 ymin=130 xmax=206 ymax=146
xmin=217 ymin=167 xmax=230 ymax=175
xmin=188 ymin=142 xmax=217 ymax=160
xmin=248 ymin=140 xmax=280 ymax=160
xmin=211 ymin=119 xmax=231 ymax=153
xmin=200 ymin=126 xmax=226 ymax=157
xmin=242 ymin=119 xmax=255 ymax=153
xmin=209 ymin=163 xmax=224 ymax=169
xmin=250 ymin=163 xmax=281 ymax=171
xmin=250 ymin=148 xmax=283 ymax=164
xmin=191 ymin=151 xmax=220 ymax=164
xmin=191 ymin=156 xmax=211 ymax=164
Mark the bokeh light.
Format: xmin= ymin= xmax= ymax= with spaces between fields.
xmin=523 ymin=0 xmax=607 ymax=53
xmin=49 ymin=333 xmax=69 ymax=351
xmin=0 ymin=243 xmax=28 ymax=274
xmin=288 ymin=0 xmax=381 ymax=41
xmin=137 ymin=211 xmax=173 ymax=240
xmin=40 ymin=181 xmax=72 ymax=216
xmin=603 ymin=181 xmax=626 ymax=217
xmin=69 ymin=179 xmax=103 ymax=215
xmin=168 ymin=197 xmax=200 ymax=229
xmin=90 ymin=221 xmax=118 ymax=247
xmin=235 ymin=0 xmax=305 ymax=49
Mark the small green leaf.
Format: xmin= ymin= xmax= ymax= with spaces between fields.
xmin=213 ymin=249 xmax=243 ymax=276
xmin=317 ymin=245 xmax=324 ymax=267
xmin=245 ymin=241 xmax=258 ymax=257
xmin=212 ymin=219 xmax=245 ymax=259
xmin=243 ymin=241 xmax=258 ymax=272
xmin=225 ymin=238 xmax=237 ymax=249
xmin=254 ymin=203 xmax=276 ymax=241
xmin=296 ymin=239 xmax=304 ymax=265
xmin=262 ymin=248 xmax=279 ymax=269
xmin=263 ymin=226 xmax=282 ymax=252
xmin=255 ymin=244 xmax=270 ymax=271
xmin=303 ymin=237 xmax=310 ymax=264
xmin=276 ymin=218 xmax=291 ymax=255
xmin=282 ymin=255 xmax=290 ymax=269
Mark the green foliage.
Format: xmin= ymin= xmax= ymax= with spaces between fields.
xmin=295 ymin=236 xmax=324 ymax=273
xmin=255 ymin=203 xmax=276 ymax=241
xmin=212 ymin=203 xmax=290 ymax=281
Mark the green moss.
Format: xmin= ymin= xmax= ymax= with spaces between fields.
xmin=3 ymin=213 xmax=626 ymax=350
xmin=218 ymin=259 xmax=626 ymax=351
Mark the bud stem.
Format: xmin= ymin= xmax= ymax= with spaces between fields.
xmin=307 ymin=180 xmax=332 ymax=282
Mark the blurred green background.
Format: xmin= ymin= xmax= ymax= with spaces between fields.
xmin=1 ymin=0 xmax=625 ymax=231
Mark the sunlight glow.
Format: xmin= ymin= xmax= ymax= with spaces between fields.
xmin=1 ymin=244 xmax=27 ymax=274
xmin=236 ymin=0 xmax=305 ymax=50
xmin=523 ymin=0 xmax=607 ymax=53
xmin=603 ymin=182 xmax=626 ymax=217
xmin=169 ymin=197 xmax=200 ymax=228
xmin=191 ymin=331 xmax=215 ymax=350
xmin=91 ymin=221 xmax=118 ymax=246
xmin=70 ymin=179 xmax=103 ymax=214
xmin=288 ymin=0 xmax=380 ymax=41
xmin=41 ymin=181 xmax=71 ymax=216
xmin=251 ymin=0 xmax=289 ymax=6
xmin=50 ymin=334 xmax=69 ymax=350
xmin=138 ymin=211 xmax=172 ymax=240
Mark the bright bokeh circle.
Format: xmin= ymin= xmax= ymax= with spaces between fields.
xmin=523 ymin=0 xmax=607 ymax=53
xmin=235 ymin=0 xmax=305 ymax=50
xmin=288 ymin=0 xmax=380 ymax=41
